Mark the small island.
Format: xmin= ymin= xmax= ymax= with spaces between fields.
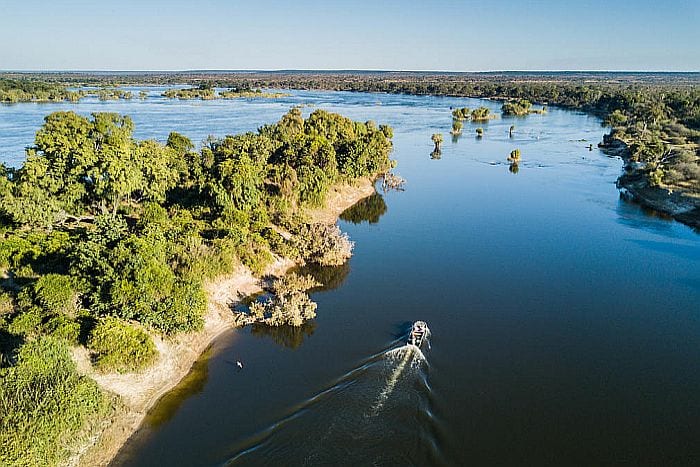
xmin=501 ymin=99 xmax=547 ymax=116
xmin=163 ymin=84 xmax=290 ymax=100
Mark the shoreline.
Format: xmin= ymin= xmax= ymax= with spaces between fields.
xmin=600 ymin=136 xmax=700 ymax=231
xmin=72 ymin=178 xmax=377 ymax=467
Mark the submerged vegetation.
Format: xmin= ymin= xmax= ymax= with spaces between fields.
xmin=0 ymin=107 xmax=394 ymax=463
xmin=470 ymin=106 xmax=494 ymax=122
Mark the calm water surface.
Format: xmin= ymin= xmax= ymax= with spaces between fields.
xmin=3 ymin=89 xmax=699 ymax=465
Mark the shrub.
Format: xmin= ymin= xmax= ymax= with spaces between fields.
xmin=43 ymin=315 xmax=80 ymax=344
xmin=501 ymin=99 xmax=532 ymax=116
xmin=471 ymin=106 xmax=492 ymax=121
xmin=249 ymin=273 xmax=320 ymax=327
xmin=291 ymin=223 xmax=354 ymax=266
xmin=153 ymin=280 xmax=206 ymax=334
xmin=0 ymin=336 xmax=108 ymax=466
xmin=452 ymin=107 xmax=470 ymax=121
xmin=88 ymin=317 xmax=157 ymax=373
xmin=33 ymin=274 xmax=77 ymax=315
xmin=0 ymin=292 xmax=13 ymax=317
xmin=7 ymin=306 xmax=43 ymax=337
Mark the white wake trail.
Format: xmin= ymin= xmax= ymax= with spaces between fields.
xmin=370 ymin=344 xmax=426 ymax=415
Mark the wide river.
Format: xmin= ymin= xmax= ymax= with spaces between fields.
xmin=3 ymin=89 xmax=700 ymax=465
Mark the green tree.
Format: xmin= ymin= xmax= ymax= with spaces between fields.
xmin=89 ymin=113 xmax=143 ymax=214
xmin=471 ymin=107 xmax=492 ymax=121
xmin=431 ymin=133 xmax=443 ymax=151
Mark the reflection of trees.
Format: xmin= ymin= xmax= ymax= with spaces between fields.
xmin=509 ymin=162 xmax=520 ymax=174
xmin=250 ymin=320 xmax=317 ymax=349
xmin=339 ymin=192 xmax=387 ymax=224
xmin=294 ymin=261 xmax=351 ymax=293
xmin=143 ymin=347 xmax=212 ymax=428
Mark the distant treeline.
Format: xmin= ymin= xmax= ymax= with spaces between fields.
xmin=0 ymin=78 xmax=80 ymax=102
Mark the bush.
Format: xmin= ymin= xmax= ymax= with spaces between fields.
xmin=249 ymin=273 xmax=320 ymax=327
xmin=33 ymin=274 xmax=77 ymax=315
xmin=0 ymin=292 xmax=13 ymax=318
xmin=471 ymin=106 xmax=492 ymax=121
xmin=291 ymin=223 xmax=354 ymax=266
xmin=43 ymin=315 xmax=80 ymax=344
xmin=501 ymin=99 xmax=532 ymax=116
xmin=88 ymin=317 xmax=157 ymax=373
xmin=0 ymin=336 xmax=108 ymax=466
xmin=7 ymin=306 xmax=43 ymax=337
xmin=153 ymin=280 xmax=206 ymax=334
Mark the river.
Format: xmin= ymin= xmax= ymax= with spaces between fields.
xmin=2 ymin=89 xmax=700 ymax=465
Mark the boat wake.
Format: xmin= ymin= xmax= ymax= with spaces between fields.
xmin=223 ymin=324 xmax=443 ymax=466
xmin=370 ymin=325 xmax=430 ymax=415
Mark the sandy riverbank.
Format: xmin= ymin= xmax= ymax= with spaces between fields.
xmin=71 ymin=178 xmax=377 ymax=467
xmin=600 ymin=136 xmax=700 ymax=230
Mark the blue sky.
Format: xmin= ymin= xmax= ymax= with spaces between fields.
xmin=1 ymin=0 xmax=698 ymax=71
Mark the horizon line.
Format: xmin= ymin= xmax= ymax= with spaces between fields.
xmin=1 ymin=69 xmax=699 ymax=74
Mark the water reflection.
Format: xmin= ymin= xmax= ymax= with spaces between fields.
xmin=294 ymin=261 xmax=351 ymax=293
xmin=339 ymin=192 xmax=387 ymax=225
xmin=509 ymin=162 xmax=520 ymax=174
xmin=615 ymin=193 xmax=676 ymax=236
xmin=142 ymin=346 xmax=212 ymax=428
xmin=430 ymin=149 xmax=442 ymax=160
xmin=250 ymin=321 xmax=317 ymax=350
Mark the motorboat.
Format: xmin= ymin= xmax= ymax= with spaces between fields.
xmin=408 ymin=321 xmax=428 ymax=348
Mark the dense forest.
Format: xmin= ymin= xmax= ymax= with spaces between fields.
xmin=0 ymin=108 xmax=394 ymax=465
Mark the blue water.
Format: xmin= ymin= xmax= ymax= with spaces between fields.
xmin=2 ymin=89 xmax=699 ymax=466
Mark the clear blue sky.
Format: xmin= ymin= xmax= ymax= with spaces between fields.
xmin=2 ymin=0 xmax=698 ymax=71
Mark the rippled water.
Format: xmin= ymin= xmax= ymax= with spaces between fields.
xmin=2 ymin=89 xmax=699 ymax=466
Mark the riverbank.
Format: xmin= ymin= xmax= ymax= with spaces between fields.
xmin=70 ymin=178 xmax=377 ymax=467
xmin=600 ymin=135 xmax=700 ymax=230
